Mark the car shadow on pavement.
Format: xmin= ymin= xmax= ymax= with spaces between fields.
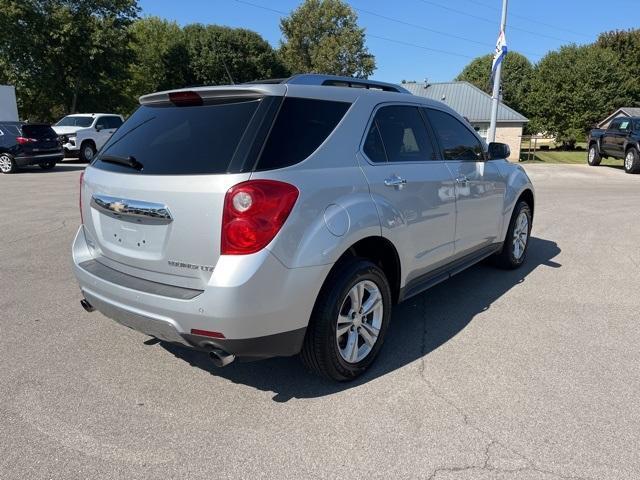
xmin=162 ymin=237 xmax=561 ymax=402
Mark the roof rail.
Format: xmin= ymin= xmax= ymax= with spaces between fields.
xmin=243 ymin=74 xmax=411 ymax=94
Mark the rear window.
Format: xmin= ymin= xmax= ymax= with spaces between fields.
xmin=22 ymin=124 xmax=57 ymax=138
xmin=255 ymin=98 xmax=350 ymax=170
xmin=56 ymin=116 xmax=94 ymax=128
xmin=93 ymin=99 xmax=262 ymax=175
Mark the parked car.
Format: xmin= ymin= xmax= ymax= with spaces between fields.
xmin=0 ymin=122 xmax=63 ymax=174
xmin=53 ymin=113 xmax=124 ymax=162
xmin=588 ymin=117 xmax=640 ymax=173
xmin=72 ymin=74 xmax=535 ymax=381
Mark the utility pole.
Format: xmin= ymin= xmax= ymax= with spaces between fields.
xmin=488 ymin=0 xmax=508 ymax=143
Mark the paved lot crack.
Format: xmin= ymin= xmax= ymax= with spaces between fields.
xmin=418 ymin=295 xmax=592 ymax=480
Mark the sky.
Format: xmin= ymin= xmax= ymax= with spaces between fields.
xmin=138 ymin=0 xmax=639 ymax=84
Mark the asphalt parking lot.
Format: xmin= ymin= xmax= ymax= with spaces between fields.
xmin=1 ymin=162 xmax=639 ymax=479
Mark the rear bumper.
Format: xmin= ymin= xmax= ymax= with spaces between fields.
xmin=15 ymin=152 xmax=64 ymax=166
xmin=72 ymin=227 xmax=330 ymax=359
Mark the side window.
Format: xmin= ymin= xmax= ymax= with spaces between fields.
xmin=95 ymin=117 xmax=106 ymax=129
xmin=105 ymin=116 xmax=123 ymax=129
xmin=425 ymin=108 xmax=484 ymax=161
xmin=619 ymin=119 xmax=631 ymax=132
xmin=256 ymin=98 xmax=350 ymax=171
xmin=609 ymin=119 xmax=621 ymax=130
xmin=365 ymin=105 xmax=435 ymax=163
xmin=363 ymin=123 xmax=387 ymax=163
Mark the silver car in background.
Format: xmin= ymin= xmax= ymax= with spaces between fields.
xmin=72 ymin=74 xmax=534 ymax=381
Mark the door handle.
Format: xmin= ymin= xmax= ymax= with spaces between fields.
xmin=384 ymin=176 xmax=407 ymax=189
xmin=456 ymin=176 xmax=469 ymax=186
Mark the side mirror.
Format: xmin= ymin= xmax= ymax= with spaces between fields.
xmin=95 ymin=125 xmax=103 ymax=132
xmin=488 ymin=142 xmax=510 ymax=160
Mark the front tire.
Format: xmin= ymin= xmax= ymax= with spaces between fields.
xmin=0 ymin=153 xmax=16 ymax=174
xmin=624 ymin=148 xmax=640 ymax=174
xmin=79 ymin=142 xmax=96 ymax=163
xmin=494 ymin=201 xmax=532 ymax=270
xmin=588 ymin=144 xmax=601 ymax=166
xmin=301 ymin=258 xmax=392 ymax=381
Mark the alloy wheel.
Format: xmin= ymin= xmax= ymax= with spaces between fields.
xmin=84 ymin=146 xmax=95 ymax=161
xmin=336 ymin=280 xmax=384 ymax=364
xmin=0 ymin=154 xmax=12 ymax=173
xmin=625 ymin=151 xmax=634 ymax=171
xmin=512 ymin=211 xmax=529 ymax=260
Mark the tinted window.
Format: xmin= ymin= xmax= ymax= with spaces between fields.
xmin=366 ymin=105 xmax=435 ymax=163
xmin=56 ymin=116 xmax=94 ymax=128
xmin=93 ymin=99 xmax=261 ymax=175
xmin=609 ymin=119 xmax=621 ymax=130
xmin=425 ymin=109 xmax=484 ymax=161
xmin=619 ymin=119 xmax=631 ymax=131
xmin=0 ymin=124 xmax=22 ymax=136
xmin=256 ymin=98 xmax=350 ymax=170
xmin=106 ymin=116 xmax=123 ymax=128
xmin=22 ymin=124 xmax=57 ymax=138
xmin=363 ymin=123 xmax=387 ymax=162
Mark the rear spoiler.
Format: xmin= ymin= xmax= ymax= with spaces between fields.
xmin=139 ymin=86 xmax=285 ymax=106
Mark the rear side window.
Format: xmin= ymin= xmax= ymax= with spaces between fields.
xmin=364 ymin=105 xmax=436 ymax=163
xmin=93 ymin=99 xmax=261 ymax=175
xmin=425 ymin=108 xmax=484 ymax=161
xmin=255 ymin=98 xmax=350 ymax=170
xmin=0 ymin=125 xmax=21 ymax=136
xmin=22 ymin=125 xmax=57 ymax=138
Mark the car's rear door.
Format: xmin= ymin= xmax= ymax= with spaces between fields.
xmin=357 ymin=104 xmax=456 ymax=283
xmin=424 ymin=107 xmax=505 ymax=257
xmin=20 ymin=124 xmax=60 ymax=155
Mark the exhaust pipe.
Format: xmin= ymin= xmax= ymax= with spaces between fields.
xmin=209 ymin=348 xmax=235 ymax=367
xmin=80 ymin=298 xmax=95 ymax=313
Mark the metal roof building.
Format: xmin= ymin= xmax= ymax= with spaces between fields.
xmin=597 ymin=107 xmax=640 ymax=129
xmin=403 ymin=81 xmax=528 ymax=161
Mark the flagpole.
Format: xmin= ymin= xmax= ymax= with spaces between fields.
xmin=488 ymin=0 xmax=508 ymax=143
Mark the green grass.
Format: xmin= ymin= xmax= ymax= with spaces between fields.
xmin=519 ymin=149 xmax=621 ymax=166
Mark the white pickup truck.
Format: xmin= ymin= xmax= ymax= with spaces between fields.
xmin=52 ymin=113 xmax=124 ymax=161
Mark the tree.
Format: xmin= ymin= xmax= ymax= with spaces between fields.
xmin=128 ymin=17 xmax=191 ymax=103
xmin=455 ymin=51 xmax=534 ymax=118
xmin=0 ymin=0 xmax=138 ymax=122
xmin=528 ymin=44 xmax=628 ymax=144
xmin=596 ymin=29 xmax=640 ymax=104
xmin=279 ymin=0 xmax=375 ymax=78
xmin=183 ymin=24 xmax=288 ymax=86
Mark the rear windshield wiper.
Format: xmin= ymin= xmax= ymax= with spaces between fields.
xmin=100 ymin=154 xmax=143 ymax=171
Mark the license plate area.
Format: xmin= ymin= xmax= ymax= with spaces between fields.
xmin=93 ymin=210 xmax=170 ymax=258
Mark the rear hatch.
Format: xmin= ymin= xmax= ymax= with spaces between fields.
xmin=80 ymin=88 xmax=283 ymax=289
xmin=21 ymin=124 xmax=61 ymax=154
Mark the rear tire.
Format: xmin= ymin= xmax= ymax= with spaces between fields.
xmin=0 ymin=153 xmax=16 ymax=174
xmin=79 ymin=141 xmax=96 ymax=163
xmin=587 ymin=144 xmax=601 ymax=166
xmin=494 ymin=201 xmax=532 ymax=270
xmin=39 ymin=161 xmax=56 ymax=170
xmin=301 ymin=258 xmax=392 ymax=381
xmin=624 ymin=147 xmax=640 ymax=174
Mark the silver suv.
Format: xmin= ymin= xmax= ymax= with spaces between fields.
xmin=72 ymin=74 xmax=534 ymax=381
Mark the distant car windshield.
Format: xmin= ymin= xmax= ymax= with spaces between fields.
xmin=56 ymin=116 xmax=93 ymax=128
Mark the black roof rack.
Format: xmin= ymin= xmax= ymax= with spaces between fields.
xmin=243 ymin=74 xmax=411 ymax=94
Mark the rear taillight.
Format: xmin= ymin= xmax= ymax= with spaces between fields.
xmin=221 ymin=180 xmax=299 ymax=255
xmin=79 ymin=172 xmax=84 ymax=225
xmin=16 ymin=137 xmax=36 ymax=144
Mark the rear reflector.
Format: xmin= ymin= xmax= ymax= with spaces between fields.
xmin=191 ymin=328 xmax=225 ymax=339
xmin=169 ymin=91 xmax=203 ymax=107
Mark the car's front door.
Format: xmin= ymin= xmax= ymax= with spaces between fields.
xmin=424 ymin=108 xmax=506 ymax=257
xmin=602 ymin=119 xmax=621 ymax=157
xmin=94 ymin=116 xmax=122 ymax=150
xmin=357 ymin=104 xmax=457 ymax=284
